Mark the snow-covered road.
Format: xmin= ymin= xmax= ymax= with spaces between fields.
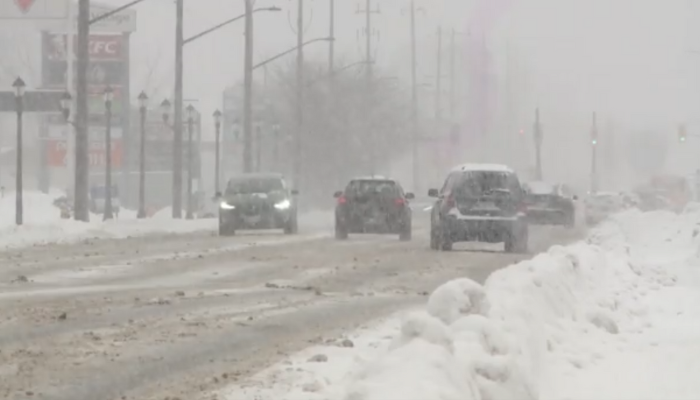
xmin=0 ymin=209 xmax=581 ymax=400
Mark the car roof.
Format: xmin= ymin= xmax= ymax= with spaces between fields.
xmin=526 ymin=181 xmax=555 ymax=194
xmin=350 ymin=175 xmax=394 ymax=182
xmin=450 ymin=163 xmax=515 ymax=173
xmin=228 ymin=173 xmax=285 ymax=181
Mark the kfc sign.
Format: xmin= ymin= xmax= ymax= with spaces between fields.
xmin=47 ymin=139 xmax=122 ymax=167
xmin=43 ymin=33 xmax=123 ymax=61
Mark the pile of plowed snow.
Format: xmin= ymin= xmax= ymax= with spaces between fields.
xmin=342 ymin=209 xmax=686 ymax=400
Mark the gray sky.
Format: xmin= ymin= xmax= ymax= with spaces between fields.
xmin=2 ymin=0 xmax=700 ymax=188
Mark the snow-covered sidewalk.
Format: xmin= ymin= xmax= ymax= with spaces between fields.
xmin=218 ymin=206 xmax=700 ymax=400
xmin=0 ymin=191 xmax=215 ymax=249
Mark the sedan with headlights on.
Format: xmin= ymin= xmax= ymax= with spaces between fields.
xmin=216 ymin=173 xmax=298 ymax=236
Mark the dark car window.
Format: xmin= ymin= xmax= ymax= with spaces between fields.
xmin=452 ymin=171 xmax=519 ymax=197
xmin=345 ymin=180 xmax=399 ymax=197
xmin=226 ymin=178 xmax=285 ymax=195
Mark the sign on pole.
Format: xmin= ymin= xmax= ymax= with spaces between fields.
xmin=0 ymin=0 xmax=68 ymax=20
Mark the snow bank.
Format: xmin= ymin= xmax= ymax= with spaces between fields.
xmin=344 ymin=208 xmax=693 ymax=400
xmin=0 ymin=191 xmax=214 ymax=249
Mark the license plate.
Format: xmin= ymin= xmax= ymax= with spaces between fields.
xmin=476 ymin=201 xmax=496 ymax=209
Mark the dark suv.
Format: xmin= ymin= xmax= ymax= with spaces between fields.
xmin=217 ymin=173 xmax=298 ymax=236
xmin=334 ymin=176 xmax=414 ymax=241
xmin=428 ymin=164 xmax=528 ymax=252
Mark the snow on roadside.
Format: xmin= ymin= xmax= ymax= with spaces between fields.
xmin=0 ymin=191 xmax=215 ymax=249
xmin=217 ymin=206 xmax=700 ymax=400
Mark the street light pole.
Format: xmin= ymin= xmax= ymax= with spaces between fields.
xmin=186 ymin=104 xmax=195 ymax=219
xmin=173 ymin=0 xmax=184 ymax=219
xmin=213 ymin=110 xmax=222 ymax=194
xmin=12 ymin=77 xmax=25 ymax=226
xmin=410 ymin=0 xmax=418 ymax=191
xmin=75 ymin=0 xmax=90 ymax=222
xmin=294 ymin=0 xmax=304 ymax=188
xmin=591 ymin=111 xmax=598 ymax=193
xmin=534 ymin=107 xmax=543 ymax=180
xmin=137 ymin=91 xmax=148 ymax=218
xmin=103 ymin=86 xmax=114 ymax=220
xmin=243 ymin=0 xmax=254 ymax=173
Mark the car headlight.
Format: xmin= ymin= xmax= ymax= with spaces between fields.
xmin=274 ymin=199 xmax=291 ymax=210
xmin=220 ymin=201 xmax=235 ymax=210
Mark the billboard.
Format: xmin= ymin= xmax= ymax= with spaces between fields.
xmin=0 ymin=0 xmax=68 ymax=19
xmin=43 ymin=32 xmax=124 ymax=61
xmin=46 ymin=138 xmax=123 ymax=168
xmin=42 ymin=33 xmax=125 ymax=87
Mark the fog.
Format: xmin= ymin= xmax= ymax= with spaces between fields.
xmin=0 ymin=0 xmax=698 ymax=200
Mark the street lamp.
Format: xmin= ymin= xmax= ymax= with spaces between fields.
xmin=272 ymin=122 xmax=280 ymax=170
xmin=12 ymin=77 xmax=25 ymax=226
xmin=103 ymin=85 xmax=115 ymax=220
xmin=137 ymin=91 xmax=148 ymax=218
xmin=161 ymin=99 xmax=171 ymax=124
xmin=213 ymin=109 xmax=222 ymax=194
xmin=185 ymin=104 xmax=196 ymax=219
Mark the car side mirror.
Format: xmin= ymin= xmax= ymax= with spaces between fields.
xmin=428 ymin=189 xmax=439 ymax=197
xmin=405 ymin=192 xmax=415 ymax=199
xmin=291 ymin=189 xmax=299 ymax=195
xmin=333 ymin=191 xmax=342 ymax=198
xmin=215 ymin=191 xmax=222 ymax=198
xmin=573 ymin=195 xmax=578 ymax=200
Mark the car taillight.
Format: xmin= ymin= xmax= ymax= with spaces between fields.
xmin=445 ymin=195 xmax=455 ymax=209
xmin=337 ymin=196 xmax=346 ymax=204
xmin=395 ymin=198 xmax=405 ymax=206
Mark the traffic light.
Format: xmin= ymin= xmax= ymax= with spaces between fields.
xmin=519 ymin=128 xmax=524 ymax=136
xmin=679 ymin=124 xmax=687 ymax=143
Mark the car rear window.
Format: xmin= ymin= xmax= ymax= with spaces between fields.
xmin=345 ymin=180 xmax=399 ymax=197
xmin=452 ymin=171 xmax=518 ymax=197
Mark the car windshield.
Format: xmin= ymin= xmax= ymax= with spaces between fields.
xmin=345 ymin=180 xmax=398 ymax=197
xmin=226 ymin=178 xmax=283 ymax=194
xmin=453 ymin=171 xmax=513 ymax=197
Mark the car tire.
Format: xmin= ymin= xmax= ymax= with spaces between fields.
xmin=399 ymin=219 xmax=412 ymax=241
xmin=431 ymin=225 xmax=452 ymax=251
xmin=284 ymin=214 xmax=298 ymax=235
xmin=335 ymin=221 xmax=348 ymax=240
xmin=565 ymin=212 xmax=575 ymax=229
xmin=219 ymin=221 xmax=235 ymax=236
xmin=505 ymin=226 xmax=528 ymax=253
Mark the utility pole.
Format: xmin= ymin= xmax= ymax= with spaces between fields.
xmin=328 ymin=0 xmax=334 ymax=77
xmin=435 ymin=25 xmax=442 ymax=123
xmin=591 ymin=112 xmax=598 ymax=193
xmin=293 ymin=0 xmax=304 ymax=187
xmin=409 ymin=0 xmax=418 ymax=192
xmin=357 ymin=0 xmax=380 ymax=174
xmin=449 ymin=28 xmax=455 ymax=121
xmin=534 ymin=108 xmax=543 ymax=180
xmin=74 ymin=0 xmax=90 ymax=222
xmin=172 ymin=0 xmax=184 ymax=218
xmin=243 ymin=0 xmax=254 ymax=173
